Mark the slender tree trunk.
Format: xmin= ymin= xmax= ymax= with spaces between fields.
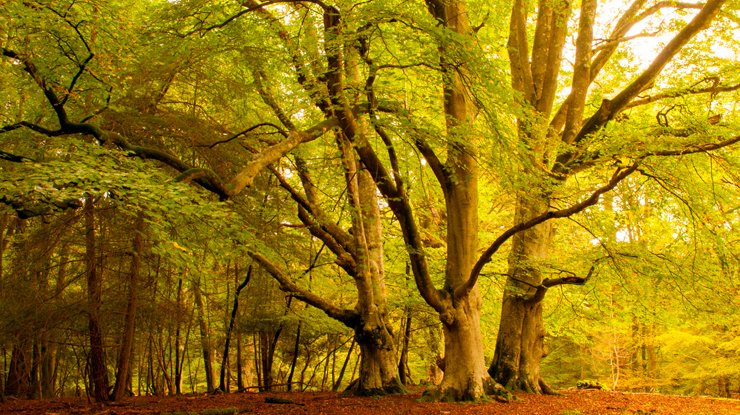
xmin=218 ymin=264 xmax=252 ymax=392
xmin=489 ymin=198 xmax=555 ymax=394
xmin=258 ymin=332 xmax=270 ymax=391
xmin=84 ymin=197 xmax=110 ymax=402
xmin=398 ymin=309 xmax=412 ymax=385
xmin=111 ymin=213 xmax=144 ymax=400
xmin=333 ymin=339 xmax=355 ymax=392
xmin=174 ymin=272 xmax=184 ymax=395
xmin=191 ymin=275 xmax=214 ymax=393
xmin=286 ymin=321 xmax=301 ymax=391
xmin=236 ymin=334 xmax=244 ymax=390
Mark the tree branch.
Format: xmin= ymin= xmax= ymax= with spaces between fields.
xmin=647 ymin=134 xmax=740 ymax=156
xmin=0 ymin=151 xmax=34 ymax=163
xmin=208 ymin=123 xmax=288 ymax=149
xmin=530 ymin=259 xmax=603 ymax=303
xmin=461 ymin=164 xmax=640 ymax=300
xmin=185 ymin=0 xmax=329 ymax=36
xmin=626 ymin=82 xmax=740 ymax=108
xmin=555 ymin=0 xmax=727 ymax=172
xmin=249 ymin=251 xmax=359 ymax=327
xmin=226 ymin=117 xmax=338 ymax=195
xmin=269 ymin=165 xmax=357 ymax=267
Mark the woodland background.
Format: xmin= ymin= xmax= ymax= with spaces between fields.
xmin=0 ymin=0 xmax=738 ymax=404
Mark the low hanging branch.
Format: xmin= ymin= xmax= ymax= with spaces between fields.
xmin=460 ymin=163 xmax=640 ymax=300
xmin=1 ymin=46 xmax=338 ymax=208
xmin=248 ymin=251 xmax=359 ymax=327
xmin=529 ymin=257 xmax=607 ymax=304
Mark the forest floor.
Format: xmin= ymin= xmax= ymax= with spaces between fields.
xmin=1 ymin=388 xmax=738 ymax=415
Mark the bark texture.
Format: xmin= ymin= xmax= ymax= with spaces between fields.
xmin=490 ymin=198 xmax=554 ymax=394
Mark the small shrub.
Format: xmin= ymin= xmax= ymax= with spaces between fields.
xmin=576 ymin=379 xmax=604 ymax=390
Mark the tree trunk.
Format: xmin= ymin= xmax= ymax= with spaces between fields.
xmin=40 ymin=340 xmax=56 ymax=398
xmin=218 ymin=264 xmax=251 ymax=392
xmin=111 ymin=213 xmax=144 ymax=400
xmin=490 ymin=292 xmax=550 ymax=393
xmin=398 ymin=310 xmax=412 ymax=386
xmin=4 ymin=341 xmax=30 ymax=397
xmin=191 ymin=275 xmax=214 ymax=393
xmin=258 ymin=331 xmax=272 ymax=391
xmin=489 ymin=198 xmax=555 ymax=394
xmin=350 ymin=315 xmax=402 ymax=395
xmin=286 ymin=321 xmax=301 ymax=392
xmin=84 ymin=197 xmax=110 ymax=402
xmin=174 ymin=273 xmax=184 ymax=395
xmin=346 ymin=167 xmax=401 ymax=395
xmin=236 ymin=334 xmax=243 ymax=390
xmin=437 ymin=292 xmax=494 ymax=401
xmin=333 ymin=339 xmax=355 ymax=392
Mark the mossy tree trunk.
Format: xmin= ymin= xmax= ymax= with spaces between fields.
xmin=489 ymin=198 xmax=555 ymax=394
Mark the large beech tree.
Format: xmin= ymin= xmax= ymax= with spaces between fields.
xmin=486 ymin=0 xmax=738 ymax=393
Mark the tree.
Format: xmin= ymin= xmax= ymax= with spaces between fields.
xmin=486 ymin=0 xmax=738 ymax=393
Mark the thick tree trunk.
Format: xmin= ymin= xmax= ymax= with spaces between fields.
xmin=349 ymin=316 xmax=402 ymax=395
xmin=490 ymin=293 xmax=551 ymax=393
xmin=4 ymin=341 xmax=30 ymax=397
xmin=489 ymin=198 xmax=555 ymax=394
xmin=436 ymin=292 xmax=493 ymax=401
xmin=349 ymin=169 xmax=402 ymax=395
xmin=84 ymin=197 xmax=110 ymax=402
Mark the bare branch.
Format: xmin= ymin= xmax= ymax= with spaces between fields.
xmin=626 ymin=82 xmax=740 ymax=108
xmin=1 ymin=121 xmax=62 ymax=136
xmin=208 ymin=123 xmax=288 ymax=149
xmin=529 ymin=258 xmax=605 ymax=303
xmin=185 ymin=0 xmax=329 ymax=36
xmin=647 ymin=134 xmax=740 ymax=157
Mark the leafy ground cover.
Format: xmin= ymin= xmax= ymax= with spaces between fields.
xmin=1 ymin=388 xmax=738 ymax=415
